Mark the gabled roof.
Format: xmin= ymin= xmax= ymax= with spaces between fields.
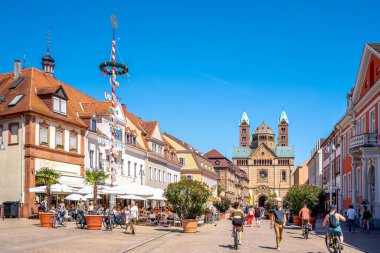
xmin=140 ymin=121 xmax=158 ymax=138
xmin=0 ymin=68 xmax=97 ymax=127
xmin=205 ymin=149 xmax=225 ymax=159
xmin=253 ymin=122 xmax=274 ymax=135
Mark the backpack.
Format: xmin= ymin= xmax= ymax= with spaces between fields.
xmin=329 ymin=212 xmax=339 ymax=228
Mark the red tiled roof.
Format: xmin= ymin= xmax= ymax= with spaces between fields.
xmin=205 ymin=149 xmax=225 ymax=159
xmin=140 ymin=121 xmax=158 ymax=138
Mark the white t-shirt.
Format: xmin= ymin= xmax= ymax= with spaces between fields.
xmin=130 ymin=206 xmax=138 ymax=219
xmin=347 ymin=208 xmax=356 ymax=220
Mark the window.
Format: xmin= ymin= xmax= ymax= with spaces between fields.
xmin=140 ymin=165 xmax=143 ymax=177
xmin=361 ymin=116 xmax=366 ymax=134
xmin=39 ymin=125 xmax=48 ymax=145
xmin=348 ymin=173 xmax=352 ymax=195
xmin=55 ymin=129 xmax=63 ymax=148
xmin=343 ymin=175 xmax=346 ymax=199
xmin=69 ymin=132 xmax=77 ymax=150
xmin=134 ymin=163 xmax=137 ymax=177
xmin=186 ymin=175 xmax=193 ymax=180
xmin=179 ymin=157 xmax=185 ymax=166
xmin=121 ymin=159 xmax=124 ymax=175
xmin=215 ymin=160 xmax=220 ymax=166
xmin=281 ymin=127 xmax=286 ymax=133
xmin=154 ymin=168 xmax=157 ymax=181
xmin=0 ymin=125 xmax=3 ymax=144
xmin=281 ymin=170 xmax=286 ymax=181
xmin=370 ymin=110 xmax=376 ymax=133
xmin=9 ymin=123 xmax=19 ymax=145
xmin=115 ymin=129 xmax=122 ymax=141
xmin=53 ymin=96 xmax=67 ymax=115
xmin=90 ymin=118 xmax=97 ymax=131
xmin=126 ymin=133 xmax=130 ymax=144
xmin=242 ymin=128 xmax=246 ymax=134
xmin=163 ymin=171 xmax=166 ymax=183
xmin=242 ymin=137 xmax=246 ymax=142
xmin=8 ymin=94 xmax=25 ymax=107
xmin=158 ymin=170 xmax=161 ymax=182
xmin=342 ymin=134 xmax=346 ymax=158
xmin=99 ymin=153 xmax=103 ymax=169
xmin=132 ymin=136 xmax=136 ymax=146
xmin=357 ymin=168 xmax=361 ymax=196
xmin=128 ymin=161 xmax=131 ymax=176
xmin=149 ymin=167 xmax=152 ymax=180
xmin=90 ymin=150 xmax=94 ymax=168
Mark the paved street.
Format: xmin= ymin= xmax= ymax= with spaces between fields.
xmin=1 ymin=218 xmax=377 ymax=253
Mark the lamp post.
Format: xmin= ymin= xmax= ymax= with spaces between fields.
xmin=325 ymin=141 xmax=336 ymax=207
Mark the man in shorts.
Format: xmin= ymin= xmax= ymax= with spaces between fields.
xmin=299 ymin=204 xmax=311 ymax=235
xmin=254 ymin=205 xmax=261 ymax=227
xmin=322 ymin=204 xmax=346 ymax=249
xmin=130 ymin=201 xmax=138 ymax=235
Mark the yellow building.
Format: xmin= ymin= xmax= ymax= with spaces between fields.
xmin=163 ymin=133 xmax=218 ymax=196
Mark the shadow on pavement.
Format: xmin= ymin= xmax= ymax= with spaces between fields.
xmin=218 ymin=244 xmax=235 ymax=250
xmin=258 ymin=246 xmax=277 ymax=250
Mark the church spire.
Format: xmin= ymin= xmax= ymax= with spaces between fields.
xmin=239 ymin=111 xmax=250 ymax=147
xmin=41 ymin=31 xmax=55 ymax=76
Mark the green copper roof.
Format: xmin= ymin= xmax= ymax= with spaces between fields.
xmin=279 ymin=110 xmax=289 ymax=124
xmin=275 ymin=146 xmax=295 ymax=158
xmin=240 ymin=112 xmax=250 ymax=125
xmin=232 ymin=146 xmax=252 ymax=158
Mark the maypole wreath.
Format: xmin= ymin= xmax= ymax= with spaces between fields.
xmin=99 ymin=62 xmax=128 ymax=76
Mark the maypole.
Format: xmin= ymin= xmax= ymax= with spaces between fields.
xmin=99 ymin=15 xmax=128 ymax=187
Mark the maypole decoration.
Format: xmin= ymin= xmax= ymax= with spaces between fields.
xmin=99 ymin=15 xmax=128 ymax=186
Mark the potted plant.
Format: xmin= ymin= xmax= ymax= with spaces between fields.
xmin=213 ymin=197 xmax=230 ymax=219
xmin=264 ymin=193 xmax=277 ymax=220
xmin=35 ymin=167 xmax=61 ymax=227
xmin=164 ymin=177 xmax=211 ymax=233
xmin=284 ymin=185 xmax=324 ymax=228
xmin=83 ymin=169 xmax=109 ymax=230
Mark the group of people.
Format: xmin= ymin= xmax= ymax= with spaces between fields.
xmin=245 ymin=204 xmax=265 ymax=227
xmin=345 ymin=205 xmax=373 ymax=233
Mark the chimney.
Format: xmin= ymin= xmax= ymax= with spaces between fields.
xmin=14 ymin=60 xmax=22 ymax=77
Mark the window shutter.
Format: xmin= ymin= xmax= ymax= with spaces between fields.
xmin=53 ymin=97 xmax=60 ymax=112
xmin=60 ymin=99 xmax=67 ymax=115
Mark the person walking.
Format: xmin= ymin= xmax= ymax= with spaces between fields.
xmin=270 ymin=200 xmax=286 ymax=251
xmin=254 ymin=205 xmax=261 ymax=227
xmin=299 ymin=204 xmax=311 ymax=235
xmin=77 ymin=198 xmax=85 ymax=221
xmin=247 ymin=205 xmax=254 ymax=226
xmin=346 ymin=205 xmax=356 ymax=233
xmin=362 ymin=206 xmax=372 ymax=233
xmin=130 ymin=201 xmax=138 ymax=235
xmin=124 ymin=205 xmax=131 ymax=234
xmin=41 ymin=197 xmax=48 ymax=212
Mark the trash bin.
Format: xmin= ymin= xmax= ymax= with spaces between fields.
xmin=3 ymin=201 xmax=19 ymax=218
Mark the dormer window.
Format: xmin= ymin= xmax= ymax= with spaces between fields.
xmin=90 ymin=118 xmax=97 ymax=131
xmin=132 ymin=136 xmax=136 ymax=146
xmin=126 ymin=133 xmax=130 ymax=144
xmin=53 ymin=96 xmax=67 ymax=115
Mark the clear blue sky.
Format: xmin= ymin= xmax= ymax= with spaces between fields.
xmin=1 ymin=0 xmax=379 ymax=165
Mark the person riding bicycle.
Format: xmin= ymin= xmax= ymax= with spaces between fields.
xmin=322 ymin=204 xmax=346 ymax=249
xmin=58 ymin=199 xmax=65 ymax=224
xmin=77 ymin=198 xmax=86 ymax=223
xmin=299 ymin=204 xmax=311 ymax=235
xmin=230 ymin=202 xmax=245 ymax=245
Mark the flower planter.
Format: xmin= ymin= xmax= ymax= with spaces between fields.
xmin=310 ymin=217 xmax=317 ymax=229
xmin=39 ymin=212 xmax=53 ymax=228
xmin=182 ymin=219 xmax=198 ymax=233
xmin=268 ymin=212 xmax=274 ymax=220
xmin=220 ymin=212 xmax=226 ymax=219
xmin=293 ymin=215 xmax=301 ymax=226
xmin=85 ymin=215 xmax=103 ymax=230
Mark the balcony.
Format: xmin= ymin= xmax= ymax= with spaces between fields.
xmin=349 ymin=133 xmax=380 ymax=150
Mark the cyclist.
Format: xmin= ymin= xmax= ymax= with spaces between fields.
xmin=299 ymin=204 xmax=311 ymax=235
xmin=322 ymin=204 xmax=346 ymax=249
xmin=58 ymin=199 xmax=65 ymax=224
xmin=77 ymin=198 xmax=86 ymax=223
xmin=230 ymin=202 xmax=245 ymax=245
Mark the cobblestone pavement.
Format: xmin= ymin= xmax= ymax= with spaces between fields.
xmin=0 ymin=218 xmax=376 ymax=253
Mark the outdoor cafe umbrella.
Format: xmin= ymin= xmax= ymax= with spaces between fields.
xmin=115 ymin=194 xmax=146 ymax=201
xmin=105 ymin=183 xmax=153 ymax=196
xmin=84 ymin=193 xmax=102 ymax=200
xmin=65 ymin=194 xmax=86 ymax=201
xmin=29 ymin=183 xmax=78 ymax=194
xmin=78 ymin=185 xmax=111 ymax=195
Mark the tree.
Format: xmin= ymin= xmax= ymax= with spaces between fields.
xmin=264 ymin=193 xmax=277 ymax=213
xmin=213 ymin=197 xmax=231 ymax=213
xmin=83 ymin=169 xmax=109 ymax=205
xmin=284 ymin=185 xmax=324 ymax=216
xmin=164 ymin=178 xmax=212 ymax=219
xmin=36 ymin=167 xmax=61 ymax=211
xmin=217 ymin=183 xmax=223 ymax=197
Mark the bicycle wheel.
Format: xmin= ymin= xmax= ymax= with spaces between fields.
xmin=325 ymin=235 xmax=334 ymax=253
xmin=234 ymin=231 xmax=238 ymax=250
xmin=49 ymin=217 xmax=57 ymax=228
xmin=76 ymin=218 xmax=84 ymax=229
xmin=60 ymin=218 xmax=67 ymax=227
xmin=305 ymin=231 xmax=308 ymax=240
xmin=333 ymin=236 xmax=341 ymax=253
xmin=120 ymin=216 xmax=126 ymax=229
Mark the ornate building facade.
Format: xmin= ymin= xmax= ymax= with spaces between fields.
xmin=232 ymin=111 xmax=295 ymax=206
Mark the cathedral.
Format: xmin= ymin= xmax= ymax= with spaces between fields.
xmin=232 ymin=111 xmax=295 ymax=207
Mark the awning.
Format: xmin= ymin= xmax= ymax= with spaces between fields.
xmin=29 ymin=184 xmax=78 ymax=194
xmin=145 ymin=186 xmax=167 ymax=201
xmin=104 ymin=183 xmax=153 ymax=196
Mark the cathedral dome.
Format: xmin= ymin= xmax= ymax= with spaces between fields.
xmin=253 ymin=122 xmax=274 ymax=135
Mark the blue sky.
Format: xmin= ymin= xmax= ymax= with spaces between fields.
xmin=1 ymin=0 xmax=379 ymax=165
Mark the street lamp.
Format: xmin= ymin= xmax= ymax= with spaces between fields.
xmin=325 ymin=140 xmax=336 ymax=207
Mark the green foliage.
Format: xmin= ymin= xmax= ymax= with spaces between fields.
xmin=36 ymin=167 xmax=61 ymax=211
xmin=284 ymin=185 xmax=324 ymax=216
xmin=217 ymin=183 xmax=223 ymax=197
xmin=213 ymin=197 xmax=231 ymax=212
xmin=84 ymin=169 xmax=109 ymax=204
xmin=264 ymin=193 xmax=277 ymax=213
xmin=56 ymin=144 xmax=64 ymax=149
xmin=164 ymin=178 xmax=212 ymax=219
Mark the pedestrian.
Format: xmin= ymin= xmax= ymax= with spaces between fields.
xmin=130 ymin=201 xmax=138 ymax=235
xmin=362 ymin=206 xmax=372 ymax=233
xmin=124 ymin=205 xmax=131 ymax=234
xmin=88 ymin=201 xmax=94 ymax=215
xmin=346 ymin=205 xmax=356 ymax=233
xmin=299 ymin=204 xmax=311 ymax=235
xmin=77 ymin=198 xmax=85 ymax=221
xmin=254 ymin=205 xmax=261 ymax=227
xmin=244 ymin=204 xmax=250 ymax=221
xmin=41 ymin=197 xmax=48 ymax=212
xmin=270 ymin=200 xmax=286 ymax=251
xmin=247 ymin=205 xmax=254 ymax=226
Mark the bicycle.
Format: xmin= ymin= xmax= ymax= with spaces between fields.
xmin=49 ymin=211 xmax=67 ymax=228
xmin=112 ymin=213 xmax=126 ymax=229
xmin=76 ymin=211 xmax=86 ymax=229
xmin=303 ymin=223 xmax=311 ymax=239
xmin=325 ymin=231 xmax=342 ymax=253
xmin=232 ymin=225 xmax=239 ymax=250
xmin=103 ymin=212 xmax=113 ymax=231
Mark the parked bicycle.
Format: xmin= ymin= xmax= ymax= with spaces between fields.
xmin=49 ymin=211 xmax=67 ymax=228
xmin=103 ymin=210 xmax=113 ymax=231
xmin=112 ymin=213 xmax=126 ymax=229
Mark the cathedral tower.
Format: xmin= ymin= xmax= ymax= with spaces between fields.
xmin=277 ymin=110 xmax=289 ymax=146
xmin=239 ymin=112 xmax=250 ymax=147
xmin=41 ymin=32 xmax=55 ymax=76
